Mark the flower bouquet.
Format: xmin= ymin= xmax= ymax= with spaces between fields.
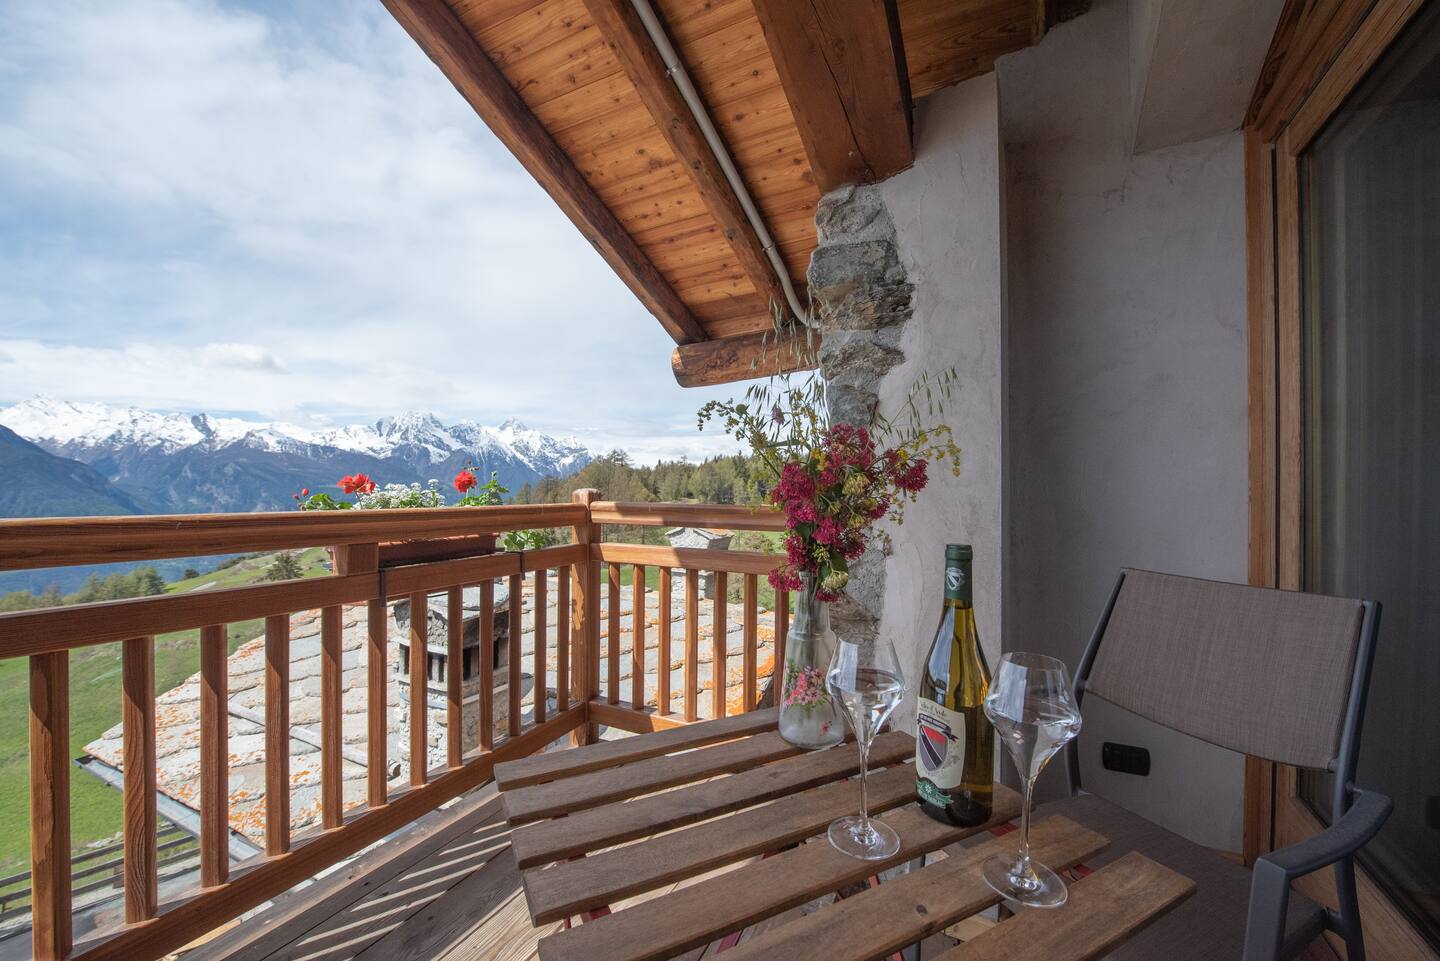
xmin=699 ymin=352 xmax=958 ymax=748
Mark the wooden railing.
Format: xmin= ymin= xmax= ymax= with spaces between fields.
xmin=582 ymin=498 xmax=789 ymax=735
xmin=0 ymin=492 xmax=786 ymax=961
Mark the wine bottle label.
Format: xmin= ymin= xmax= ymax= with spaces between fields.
xmin=916 ymin=696 xmax=968 ymax=789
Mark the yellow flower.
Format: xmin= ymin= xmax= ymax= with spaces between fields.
xmin=842 ymin=473 xmax=867 ymax=496
xmin=822 ymin=571 xmax=849 ymax=592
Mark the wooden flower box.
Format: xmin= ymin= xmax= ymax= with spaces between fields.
xmin=327 ymin=533 xmax=500 ymax=573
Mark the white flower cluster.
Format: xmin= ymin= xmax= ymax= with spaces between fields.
xmin=353 ymin=480 xmax=447 ymax=510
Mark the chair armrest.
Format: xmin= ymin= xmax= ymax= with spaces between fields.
xmin=1243 ymin=788 xmax=1392 ymax=961
xmin=1259 ymin=788 xmax=1391 ymax=879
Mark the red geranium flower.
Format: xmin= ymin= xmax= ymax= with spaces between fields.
xmin=339 ymin=473 xmax=376 ymax=495
xmin=454 ymin=469 xmax=478 ymax=494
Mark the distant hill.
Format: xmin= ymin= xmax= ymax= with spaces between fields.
xmin=0 ymin=424 xmax=147 ymax=518
xmin=0 ymin=398 xmax=595 ymax=514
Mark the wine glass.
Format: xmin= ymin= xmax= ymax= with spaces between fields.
xmin=981 ymin=652 xmax=1082 ymax=908
xmin=825 ymin=634 xmax=907 ymax=860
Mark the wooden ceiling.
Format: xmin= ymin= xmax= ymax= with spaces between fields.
xmin=383 ymin=0 xmax=1043 ymax=384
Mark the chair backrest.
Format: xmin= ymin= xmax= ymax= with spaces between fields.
xmin=1080 ymin=569 xmax=1367 ymax=770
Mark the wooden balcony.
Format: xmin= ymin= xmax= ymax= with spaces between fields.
xmin=0 ymin=493 xmax=789 ymax=961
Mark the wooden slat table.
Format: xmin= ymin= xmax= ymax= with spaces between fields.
xmin=493 ymin=709 xmax=1196 ymax=961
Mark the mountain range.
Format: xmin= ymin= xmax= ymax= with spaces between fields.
xmin=0 ymin=398 xmax=595 ymax=516
xmin=0 ymin=424 xmax=148 ymax=517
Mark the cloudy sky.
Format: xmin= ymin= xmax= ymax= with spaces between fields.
xmin=0 ymin=1 xmax=748 ymax=463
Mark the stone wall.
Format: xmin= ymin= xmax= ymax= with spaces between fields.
xmin=805 ymin=183 xmax=914 ymax=647
xmin=806 ymin=75 xmax=1007 ymax=723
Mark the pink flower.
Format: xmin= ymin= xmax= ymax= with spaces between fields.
xmin=768 ymin=568 xmax=803 ymax=593
xmin=896 ymin=459 xmax=929 ymax=493
xmin=786 ymin=499 xmax=817 ymax=524
xmin=815 ymin=517 xmax=843 ymax=546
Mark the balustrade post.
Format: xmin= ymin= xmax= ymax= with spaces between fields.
xmin=264 ymin=615 xmax=291 ymax=855
xmin=569 ymin=489 xmax=601 ymax=745
xmin=200 ymin=624 xmax=231 ymax=881
xmin=333 ymin=543 xmax=386 ymax=809
xmin=319 ymin=609 xmax=344 ymax=828
xmin=122 ymin=636 xmax=158 ymax=922
xmin=408 ymin=591 xmax=430 ymax=785
xmin=29 ymin=651 xmax=70 ymax=961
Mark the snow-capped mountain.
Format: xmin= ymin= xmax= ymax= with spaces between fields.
xmin=0 ymin=398 xmax=594 ymax=514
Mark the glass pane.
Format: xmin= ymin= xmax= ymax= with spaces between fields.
xmin=1300 ymin=2 xmax=1440 ymax=947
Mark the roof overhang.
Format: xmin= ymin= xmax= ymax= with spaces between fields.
xmin=383 ymin=0 xmax=1057 ymax=385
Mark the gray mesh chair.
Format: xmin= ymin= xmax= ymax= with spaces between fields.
xmin=1054 ymin=569 xmax=1390 ymax=961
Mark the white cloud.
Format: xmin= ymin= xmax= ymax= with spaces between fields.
xmin=202 ymin=343 xmax=287 ymax=373
xmin=0 ymin=0 xmax=760 ymax=463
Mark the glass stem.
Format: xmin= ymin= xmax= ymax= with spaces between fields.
xmin=1013 ymin=774 xmax=1037 ymax=879
xmin=857 ymin=735 xmax=871 ymax=822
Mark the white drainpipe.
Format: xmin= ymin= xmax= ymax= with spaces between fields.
xmin=628 ymin=0 xmax=811 ymax=328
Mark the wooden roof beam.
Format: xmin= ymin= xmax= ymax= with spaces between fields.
xmin=380 ymin=0 xmax=708 ymax=345
xmin=583 ymin=0 xmax=793 ymax=325
xmin=752 ymin=0 xmax=914 ymax=194
xmin=671 ymin=328 xmax=819 ymax=388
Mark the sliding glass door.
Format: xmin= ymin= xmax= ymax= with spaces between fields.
xmin=1300 ymin=0 xmax=1440 ymax=947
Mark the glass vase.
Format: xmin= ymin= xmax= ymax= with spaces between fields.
xmin=778 ymin=573 xmax=845 ymax=749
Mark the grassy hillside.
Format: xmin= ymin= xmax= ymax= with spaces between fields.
xmin=0 ymin=548 xmax=331 ymax=876
xmin=163 ymin=548 xmax=333 ymax=592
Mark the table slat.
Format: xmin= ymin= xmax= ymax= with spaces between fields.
xmin=536 ymin=787 xmax=1023 ymax=961
xmin=934 ymin=851 xmax=1195 ymax=961
xmin=513 ymin=731 xmax=914 ymax=868
xmin=493 ymin=708 xmax=777 ymax=790
xmin=709 ymin=815 xmax=1109 ymax=961
xmin=521 ymin=762 xmax=920 ymax=924
xmin=504 ymin=729 xmax=801 ymax=825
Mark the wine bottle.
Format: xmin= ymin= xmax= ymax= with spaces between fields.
xmin=916 ymin=544 xmax=995 ymax=826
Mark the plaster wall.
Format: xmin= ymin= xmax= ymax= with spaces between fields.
xmin=824 ymin=0 xmax=1251 ymax=852
xmin=1128 ymin=0 xmax=1285 ymax=153
xmin=997 ymin=0 xmax=1250 ymax=849
xmin=871 ymin=74 xmax=1007 ymax=720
